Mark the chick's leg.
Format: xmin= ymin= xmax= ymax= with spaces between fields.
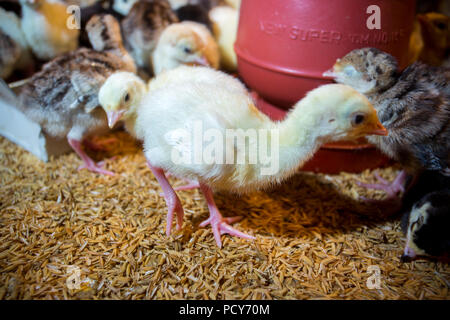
xmin=159 ymin=180 xmax=200 ymax=196
xmin=147 ymin=161 xmax=184 ymax=236
xmin=357 ymin=170 xmax=409 ymax=200
xmin=68 ymin=138 xmax=115 ymax=176
xmin=199 ymin=184 xmax=255 ymax=248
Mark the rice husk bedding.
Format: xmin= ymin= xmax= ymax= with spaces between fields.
xmin=0 ymin=131 xmax=449 ymax=300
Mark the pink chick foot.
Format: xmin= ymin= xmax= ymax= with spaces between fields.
xmin=77 ymin=160 xmax=115 ymax=176
xmin=159 ymin=180 xmax=200 ymax=196
xmin=199 ymin=184 xmax=255 ymax=248
xmin=147 ymin=161 xmax=184 ymax=235
xmin=357 ymin=170 xmax=408 ymax=200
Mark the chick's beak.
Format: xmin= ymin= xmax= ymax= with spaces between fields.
xmin=367 ymin=121 xmax=388 ymax=136
xmin=106 ymin=109 xmax=126 ymax=129
xmin=193 ymin=55 xmax=210 ymax=67
xmin=322 ymin=68 xmax=337 ymax=78
xmin=400 ymin=245 xmax=416 ymax=262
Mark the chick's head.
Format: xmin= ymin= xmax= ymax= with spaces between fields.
xmin=323 ymin=48 xmax=398 ymax=95
xmin=418 ymin=12 xmax=450 ymax=51
xmin=402 ymin=191 xmax=450 ymax=262
xmin=299 ymin=84 xmax=388 ymax=141
xmin=99 ymin=72 xmax=147 ymax=128
xmin=154 ymin=22 xmax=218 ymax=74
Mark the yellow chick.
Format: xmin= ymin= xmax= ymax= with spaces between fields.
xmin=98 ymin=71 xmax=148 ymax=138
xmin=19 ymin=0 xmax=80 ymax=61
xmin=209 ymin=5 xmax=238 ymax=71
xmin=152 ymin=21 xmax=220 ymax=75
xmin=99 ymin=67 xmax=387 ymax=247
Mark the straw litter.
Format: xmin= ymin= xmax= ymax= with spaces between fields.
xmin=0 ymin=131 xmax=449 ymax=300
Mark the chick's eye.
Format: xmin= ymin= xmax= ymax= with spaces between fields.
xmin=183 ymin=47 xmax=193 ymax=54
xmin=435 ymin=22 xmax=446 ymax=30
xmin=352 ymin=113 xmax=366 ymax=126
xmin=344 ymin=66 xmax=357 ymax=76
xmin=124 ymin=93 xmax=130 ymax=102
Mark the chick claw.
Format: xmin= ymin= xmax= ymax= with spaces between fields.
xmin=159 ymin=180 xmax=200 ymax=196
xmin=199 ymin=215 xmax=255 ymax=248
xmin=165 ymin=196 xmax=184 ymax=236
xmin=356 ymin=171 xmax=407 ymax=200
xmin=78 ymin=160 xmax=115 ymax=176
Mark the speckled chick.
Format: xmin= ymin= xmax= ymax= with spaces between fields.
xmin=19 ymin=0 xmax=80 ymax=61
xmin=13 ymin=14 xmax=136 ymax=175
xmin=325 ymin=48 xmax=450 ymax=196
xmin=121 ymin=0 xmax=179 ymax=72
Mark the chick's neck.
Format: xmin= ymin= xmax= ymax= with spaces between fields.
xmin=274 ymin=99 xmax=338 ymax=178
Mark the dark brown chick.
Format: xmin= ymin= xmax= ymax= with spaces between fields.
xmin=325 ymin=47 xmax=450 ymax=197
xmin=121 ymin=0 xmax=179 ymax=73
xmin=11 ymin=14 xmax=136 ymax=175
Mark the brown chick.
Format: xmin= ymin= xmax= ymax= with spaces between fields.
xmin=11 ymin=14 xmax=136 ymax=175
xmin=417 ymin=12 xmax=450 ymax=66
xmin=325 ymin=47 xmax=450 ymax=199
xmin=121 ymin=0 xmax=179 ymax=73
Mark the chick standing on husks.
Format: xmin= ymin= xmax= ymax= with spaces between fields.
xmin=98 ymin=67 xmax=388 ymax=247
xmin=324 ymin=48 xmax=450 ymax=200
xmin=1 ymin=14 xmax=136 ymax=175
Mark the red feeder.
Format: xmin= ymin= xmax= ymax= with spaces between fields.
xmin=235 ymin=0 xmax=415 ymax=173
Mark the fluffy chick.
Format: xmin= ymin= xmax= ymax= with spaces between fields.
xmin=401 ymin=188 xmax=450 ymax=261
xmin=0 ymin=7 xmax=33 ymax=79
xmin=11 ymin=14 xmax=135 ymax=175
xmin=325 ymin=47 xmax=450 ymax=198
xmin=98 ymin=71 xmax=148 ymax=138
xmin=19 ymin=0 xmax=80 ymax=61
xmin=121 ymin=0 xmax=179 ymax=72
xmin=416 ymin=12 xmax=450 ymax=66
xmin=101 ymin=67 xmax=387 ymax=246
xmin=209 ymin=5 xmax=238 ymax=71
xmin=152 ymin=21 xmax=219 ymax=74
